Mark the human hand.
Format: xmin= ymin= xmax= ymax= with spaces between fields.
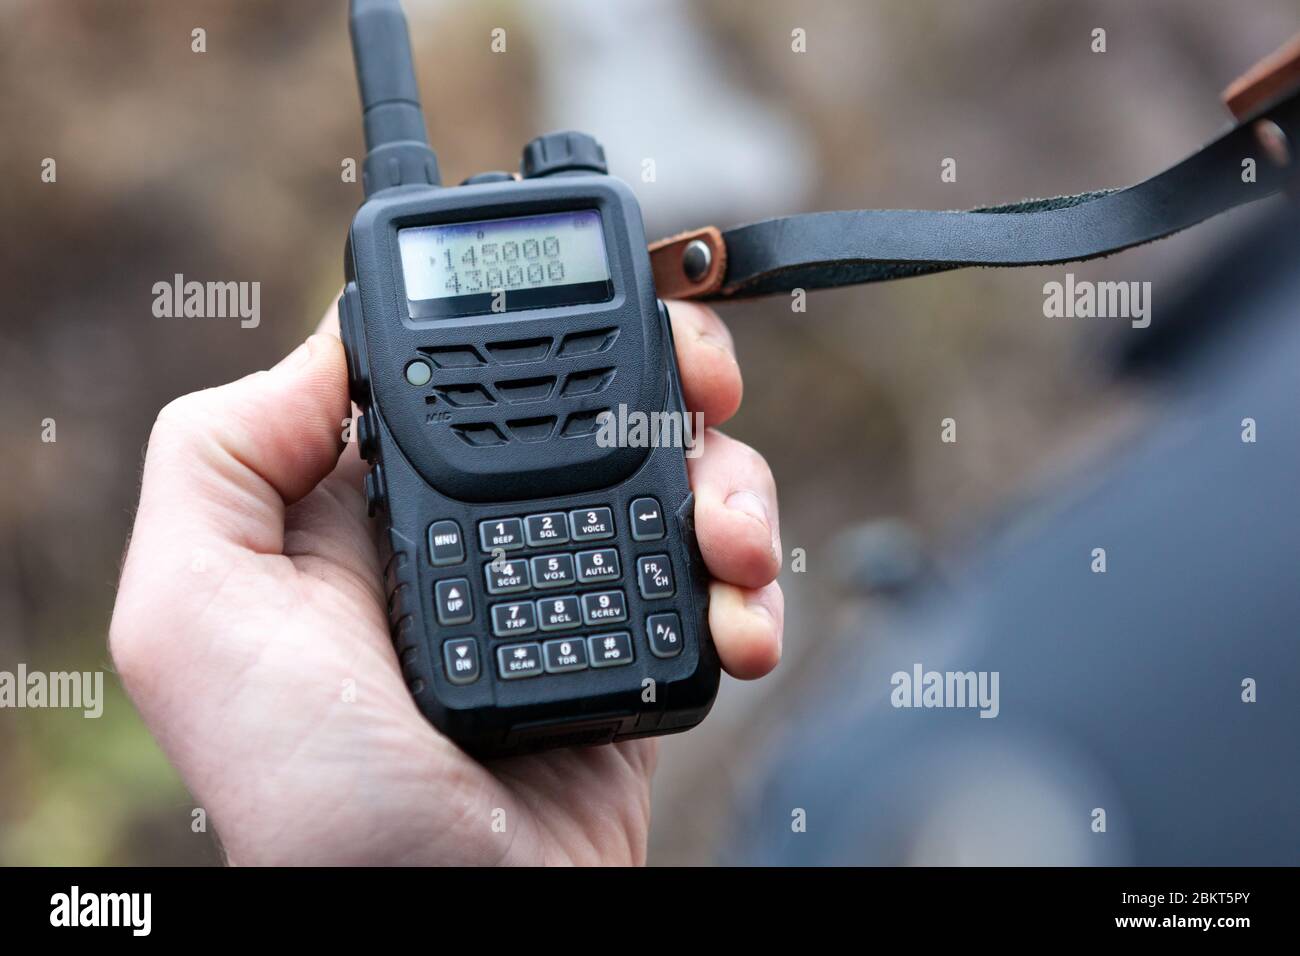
xmin=109 ymin=299 xmax=783 ymax=865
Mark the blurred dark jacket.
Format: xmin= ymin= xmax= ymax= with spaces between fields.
xmin=728 ymin=207 xmax=1300 ymax=866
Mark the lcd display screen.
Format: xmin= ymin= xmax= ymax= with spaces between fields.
xmin=398 ymin=210 xmax=613 ymax=318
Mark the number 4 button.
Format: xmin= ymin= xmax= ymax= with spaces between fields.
xmin=636 ymin=555 xmax=675 ymax=599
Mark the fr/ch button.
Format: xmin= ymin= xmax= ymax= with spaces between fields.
xmin=636 ymin=555 xmax=675 ymax=599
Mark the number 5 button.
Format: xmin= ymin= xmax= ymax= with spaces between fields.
xmin=636 ymin=555 xmax=675 ymax=599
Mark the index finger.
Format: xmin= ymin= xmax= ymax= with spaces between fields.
xmin=667 ymin=300 xmax=743 ymax=427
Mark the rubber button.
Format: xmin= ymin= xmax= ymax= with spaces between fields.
xmin=443 ymin=639 xmax=480 ymax=685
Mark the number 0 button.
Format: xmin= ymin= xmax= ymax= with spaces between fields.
xmin=636 ymin=555 xmax=675 ymax=599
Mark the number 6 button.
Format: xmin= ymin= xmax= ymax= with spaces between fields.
xmin=636 ymin=555 xmax=675 ymax=599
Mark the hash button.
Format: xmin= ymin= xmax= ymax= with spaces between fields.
xmin=588 ymin=632 xmax=634 ymax=668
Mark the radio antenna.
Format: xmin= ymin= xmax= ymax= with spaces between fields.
xmin=349 ymin=0 xmax=441 ymax=196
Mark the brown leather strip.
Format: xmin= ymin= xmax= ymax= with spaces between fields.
xmin=648 ymin=226 xmax=726 ymax=300
xmin=1222 ymin=32 xmax=1300 ymax=120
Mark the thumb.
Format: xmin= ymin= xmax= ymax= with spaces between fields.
xmin=130 ymin=333 xmax=351 ymax=557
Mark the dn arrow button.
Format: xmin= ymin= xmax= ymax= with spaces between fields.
xmin=442 ymin=639 xmax=480 ymax=685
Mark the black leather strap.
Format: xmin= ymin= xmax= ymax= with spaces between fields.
xmin=694 ymin=88 xmax=1300 ymax=301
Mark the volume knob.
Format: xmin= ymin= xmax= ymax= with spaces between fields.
xmin=520 ymin=131 xmax=608 ymax=178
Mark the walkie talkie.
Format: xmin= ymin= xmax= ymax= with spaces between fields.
xmin=338 ymin=0 xmax=719 ymax=755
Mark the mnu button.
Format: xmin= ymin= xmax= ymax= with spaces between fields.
xmin=428 ymin=520 xmax=465 ymax=566
xmin=497 ymin=642 xmax=543 ymax=679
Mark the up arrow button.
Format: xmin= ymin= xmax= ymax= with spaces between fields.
xmin=435 ymin=578 xmax=474 ymax=626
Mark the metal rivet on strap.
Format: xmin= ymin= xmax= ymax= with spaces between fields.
xmin=1253 ymin=119 xmax=1292 ymax=167
xmin=682 ymin=239 xmax=712 ymax=282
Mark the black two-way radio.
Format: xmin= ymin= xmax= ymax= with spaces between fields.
xmin=339 ymin=0 xmax=719 ymax=755
xmin=338 ymin=0 xmax=1300 ymax=755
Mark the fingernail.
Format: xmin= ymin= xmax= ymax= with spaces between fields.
xmin=726 ymin=490 xmax=777 ymax=558
xmin=744 ymin=593 xmax=781 ymax=655
xmin=273 ymin=336 xmax=315 ymax=373
xmin=725 ymin=489 xmax=768 ymax=526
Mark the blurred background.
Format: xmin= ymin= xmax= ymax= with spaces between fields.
xmin=2 ymin=0 xmax=1297 ymax=865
